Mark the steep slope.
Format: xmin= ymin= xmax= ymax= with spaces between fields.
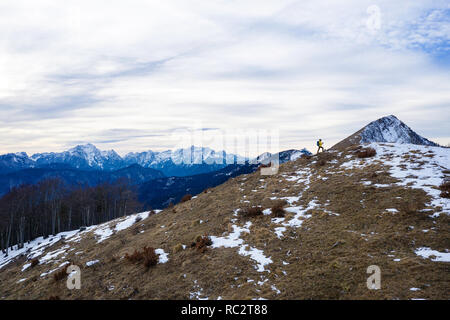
xmin=1 ymin=141 xmax=448 ymax=300
xmin=332 ymin=115 xmax=439 ymax=150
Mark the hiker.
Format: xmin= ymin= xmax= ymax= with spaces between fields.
xmin=317 ymin=139 xmax=324 ymax=154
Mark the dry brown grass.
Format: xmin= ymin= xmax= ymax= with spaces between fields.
xmin=400 ymin=201 xmax=421 ymax=214
xmin=30 ymin=258 xmax=39 ymax=268
xmin=439 ymin=181 xmax=450 ymax=198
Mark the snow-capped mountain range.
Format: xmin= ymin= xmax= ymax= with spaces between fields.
xmin=1 ymin=145 xmax=309 ymax=177
xmin=0 ymin=145 xmax=248 ymax=177
xmin=123 ymin=146 xmax=249 ymax=176
xmin=332 ymin=115 xmax=440 ymax=149
xmin=31 ymin=144 xmax=123 ymax=171
xmin=0 ymin=152 xmax=35 ymax=173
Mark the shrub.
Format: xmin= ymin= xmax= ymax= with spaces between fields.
xmin=125 ymin=249 xmax=142 ymax=263
xmin=48 ymin=296 xmax=60 ymax=300
xmin=181 ymin=194 xmax=193 ymax=202
xmin=439 ymin=181 xmax=450 ymax=198
xmin=125 ymin=246 xmax=159 ymax=269
xmin=53 ymin=267 xmax=68 ymax=282
xmin=143 ymin=247 xmax=159 ymax=269
xmin=271 ymin=202 xmax=286 ymax=217
xmin=357 ymin=148 xmax=377 ymax=158
xmin=348 ymin=145 xmax=362 ymax=152
xmin=400 ymin=201 xmax=419 ymax=214
xmin=172 ymin=243 xmax=183 ymax=254
xmin=315 ymin=152 xmax=334 ymax=167
xmin=166 ymin=201 xmax=176 ymax=213
xmin=191 ymin=219 xmax=201 ymax=227
xmin=194 ymin=235 xmax=212 ymax=253
xmin=239 ymin=206 xmax=264 ymax=218
xmin=30 ymin=258 xmax=39 ymax=268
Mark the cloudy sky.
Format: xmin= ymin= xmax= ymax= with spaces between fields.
xmin=0 ymin=0 xmax=449 ymax=156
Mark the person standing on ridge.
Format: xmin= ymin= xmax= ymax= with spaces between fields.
xmin=317 ymin=139 xmax=324 ymax=154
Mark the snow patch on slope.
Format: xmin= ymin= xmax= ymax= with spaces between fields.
xmin=0 ymin=211 xmax=158 ymax=271
xmin=370 ymin=143 xmax=448 ymax=216
xmin=415 ymin=247 xmax=450 ymax=262
xmin=211 ymin=221 xmax=273 ymax=272
xmin=340 ymin=143 xmax=449 ymax=216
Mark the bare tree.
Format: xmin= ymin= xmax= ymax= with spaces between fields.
xmin=0 ymin=178 xmax=142 ymax=252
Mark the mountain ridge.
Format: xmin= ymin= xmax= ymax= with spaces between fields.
xmin=332 ymin=115 xmax=440 ymax=150
xmin=1 ymin=144 xmax=312 ymax=177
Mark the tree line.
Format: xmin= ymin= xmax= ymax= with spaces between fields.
xmin=0 ymin=178 xmax=142 ymax=255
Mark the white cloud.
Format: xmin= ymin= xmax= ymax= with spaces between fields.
xmin=0 ymin=0 xmax=449 ymax=155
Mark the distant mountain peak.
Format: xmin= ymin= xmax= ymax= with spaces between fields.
xmin=1 ymin=143 xmax=311 ymax=177
xmin=68 ymin=143 xmax=100 ymax=154
xmin=253 ymin=149 xmax=312 ymax=165
xmin=332 ymin=115 xmax=439 ymax=149
xmin=124 ymin=145 xmax=247 ymax=175
xmin=14 ymin=152 xmax=29 ymax=158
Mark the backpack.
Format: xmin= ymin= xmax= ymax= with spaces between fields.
xmin=317 ymin=140 xmax=320 ymax=147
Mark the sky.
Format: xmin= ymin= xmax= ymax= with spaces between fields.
xmin=0 ymin=0 xmax=449 ymax=157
